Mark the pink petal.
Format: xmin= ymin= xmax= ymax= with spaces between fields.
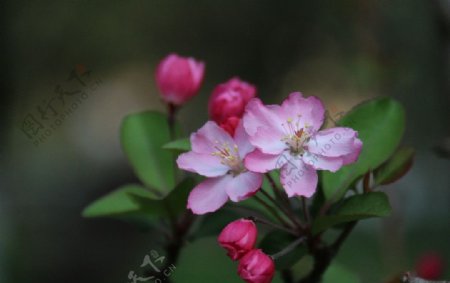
xmin=243 ymin=99 xmax=286 ymax=154
xmin=233 ymin=120 xmax=255 ymax=159
xmin=187 ymin=176 xmax=230 ymax=214
xmin=225 ymin=172 xmax=263 ymax=202
xmin=302 ymin=151 xmax=344 ymax=172
xmin=278 ymin=92 xmax=325 ymax=133
xmin=341 ymin=137 xmax=363 ymax=165
xmin=244 ymin=149 xmax=290 ymax=173
xmin=188 ymin=58 xmax=205 ymax=90
xmin=306 ymin=127 xmax=362 ymax=158
xmin=190 ymin=121 xmax=235 ymax=154
xmin=280 ymin=157 xmax=318 ymax=198
xmin=177 ymin=151 xmax=229 ymax=177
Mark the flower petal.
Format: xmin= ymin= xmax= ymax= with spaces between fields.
xmin=306 ymin=127 xmax=362 ymax=158
xmin=280 ymin=157 xmax=318 ymax=198
xmin=233 ymin=120 xmax=255 ymax=159
xmin=279 ymin=92 xmax=325 ymax=133
xmin=190 ymin=121 xmax=235 ymax=154
xmin=177 ymin=151 xmax=229 ymax=177
xmin=244 ymin=149 xmax=290 ymax=173
xmin=225 ymin=172 xmax=263 ymax=202
xmin=302 ymin=151 xmax=344 ymax=172
xmin=243 ymin=99 xmax=287 ymax=154
xmin=341 ymin=137 xmax=363 ymax=165
xmin=187 ymin=176 xmax=229 ymax=214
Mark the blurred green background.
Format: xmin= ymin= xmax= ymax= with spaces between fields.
xmin=1 ymin=0 xmax=449 ymax=282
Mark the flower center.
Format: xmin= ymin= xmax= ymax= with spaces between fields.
xmin=280 ymin=116 xmax=311 ymax=155
xmin=211 ymin=141 xmax=245 ymax=176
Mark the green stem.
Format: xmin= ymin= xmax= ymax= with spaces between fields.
xmin=260 ymin=189 xmax=305 ymax=232
xmin=301 ymin=196 xmax=311 ymax=224
xmin=248 ymin=216 xmax=298 ymax=236
xmin=272 ymin=236 xmax=306 ymax=260
xmin=253 ymin=194 xmax=294 ymax=229
xmin=265 ymin=174 xmax=305 ymax=230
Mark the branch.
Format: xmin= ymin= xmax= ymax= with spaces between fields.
xmin=297 ymin=221 xmax=357 ymax=283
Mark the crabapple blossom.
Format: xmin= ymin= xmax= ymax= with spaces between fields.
xmin=243 ymin=92 xmax=362 ymax=198
xmin=208 ymin=77 xmax=256 ymax=124
xmin=177 ymin=121 xmax=262 ymax=214
xmin=238 ymin=249 xmax=275 ymax=283
xmin=218 ymin=219 xmax=258 ymax=260
xmin=155 ymin=53 xmax=205 ymax=105
xmin=219 ymin=116 xmax=241 ymax=136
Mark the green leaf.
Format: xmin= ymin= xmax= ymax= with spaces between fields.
xmin=158 ymin=177 xmax=194 ymax=216
xmin=322 ymin=262 xmax=360 ymax=283
xmin=312 ymin=192 xmax=391 ymax=235
xmin=121 ymin=111 xmax=175 ymax=194
xmin=82 ymin=178 xmax=194 ymax=227
xmin=81 ymin=184 xmax=161 ymax=229
xmin=322 ymin=97 xmax=405 ymax=202
xmin=163 ymin=137 xmax=191 ymax=152
xmin=82 ymin=184 xmax=160 ymax=218
xmin=374 ymin=146 xmax=414 ymax=186
xmin=260 ymin=231 xmax=307 ymax=270
xmin=127 ymin=178 xmax=195 ymax=217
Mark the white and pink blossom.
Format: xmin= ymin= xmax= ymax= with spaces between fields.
xmin=243 ymin=92 xmax=362 ymax=198
xmin=177 ymin=121 xmax=263 ymax=214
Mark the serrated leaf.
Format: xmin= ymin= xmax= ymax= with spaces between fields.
xmin=121 ymin=111 xmax=175 ymax=194
xmin=322 ymin=97 xmax=405 ymax=202
xmin=312 ymin=192 xmax=391 ymax=235
xmin=163 ymin=137 xmax=191 ymax=152
xmin=374 ymin=146 xmax=414 ymax=186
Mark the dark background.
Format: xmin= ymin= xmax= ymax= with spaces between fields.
xmin=1 ymin=1 xmax=449 ymax=282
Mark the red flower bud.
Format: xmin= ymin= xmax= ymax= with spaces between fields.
xmin=219 ymin=116 xmax=241 ymax=136
xmin=218 ymin=219 xmax=258 ymax=260
xmin=155 ymin=53 xmax=205 ymax=106
xmin=416 ymin=252 xmax=444 ymax=280
xmin=208 ymin=77 xmax=256 ymax=123
xmin=238 ymin=249 xmax=275 ymax=283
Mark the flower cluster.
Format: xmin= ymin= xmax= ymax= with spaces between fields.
xmin=218 ymin=219 xmax=275 ymax=283
xmin=155 ymin=53 xmax=364 ymax=283
xmin=177 ymin=91 xmax=362 ymax=213
xmin=81 ymin=52 xmax=413 ymax=283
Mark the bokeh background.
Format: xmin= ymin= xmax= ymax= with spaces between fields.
xmin=1 ymin=1 xmax=449 ymax=282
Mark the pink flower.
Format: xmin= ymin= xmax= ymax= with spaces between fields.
xmin=208 ymin=77 xmax=256 ymax=124
xmin=219 ymin=116 xmax=241 ymax=136
xmin=218 ymin=219 xmax=258 ymax=260
xmin=177 ymin=121 xmax=263 ymax=214
xmin=155 ymin=53 xmax=205 ymax=106
xmin=238 ymin=249 xmax=275 ymax=283
xmin=416 ymin=252 xmax=444 ymax=280
xmin=243 ymin=92 xmax=362 ymax=198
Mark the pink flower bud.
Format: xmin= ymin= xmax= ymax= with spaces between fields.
xmin=219 ymin=116 xmax=241 ymax=136
xmin=416 ymin=252 xmax=444 ymax=280
xmin=208 ymin=77 xmax=256 ymax=123
xmin=238 ymin=249 xmax=275 ymax=283
xmin=155 ymin=53 xmax=205 ymax=106
xmin=218 ymin=219 xmax=258 ymax=260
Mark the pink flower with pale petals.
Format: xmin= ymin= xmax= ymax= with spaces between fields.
xmin=177 ymin=121 xmax=263 ymax=214
xmin=243 ymin=92 xmax=362 ymax=198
